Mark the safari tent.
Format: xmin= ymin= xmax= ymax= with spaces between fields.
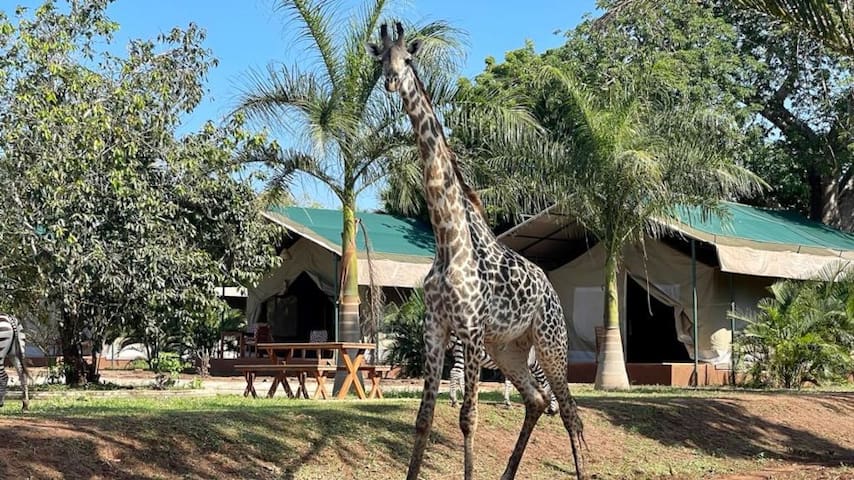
xmin=499 ymin=202 xmax=854 ymax=379
xmin=244 ymin=206 xmax=434 ymax=343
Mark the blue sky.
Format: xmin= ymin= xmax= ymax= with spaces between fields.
xmin=13 ymin=0 xmax=598 ymax=209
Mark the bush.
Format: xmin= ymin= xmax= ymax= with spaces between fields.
xmin=150 ymin=352 xmax=187 ymax=376
xmin=126 ymin=358 xmax=149 ymax=370
xmin=733 ymin=273 xmax=854 ymax=389
xmin=383 ymin=289 xmax=426 ymax=378
xmin=149 ymin=352 xmax=188 ymax=389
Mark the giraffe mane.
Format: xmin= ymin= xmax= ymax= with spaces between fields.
xmin=407 ymin=64 xmax=487 ymax=219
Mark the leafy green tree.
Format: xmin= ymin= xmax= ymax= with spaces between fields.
xmin=733 ymin=1 xmax=854 ymax=55
xmin=587 ymin=0 xmax=854 ymax=231
xmin=733 ymin=273 xmax=854 ymax=388
xmin=234 ymin=0 xmax=463 ymax=348
xmin=0 ymin=1 xmax=280 ymax=384
xmin=180 ymin=305 xmax=245 ymax=377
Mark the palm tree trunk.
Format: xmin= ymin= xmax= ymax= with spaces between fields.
xmin=594 ymin=251 xmax=630 ymax=390
xmin=333 ymin=198 xmax=364 ymax=396
xmin=338 ymin=199 xmax=361 ymax=343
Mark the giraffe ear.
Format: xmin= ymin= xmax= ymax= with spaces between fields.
xmin=407 ymin=39 xmax=422 ymax=56
xmin=366 ymin=42 xmax=383 ymax=60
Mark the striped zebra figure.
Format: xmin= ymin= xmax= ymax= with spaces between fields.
xmin=448 ymin=337 xmax=558 ymax=415
xmin=0 ymin=314 xmax=29 ymax=411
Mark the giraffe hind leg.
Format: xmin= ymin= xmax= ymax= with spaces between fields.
xmin=536 ymin=340 xmax=586 ymax=479
xmin=459 ymin=340 xmax=482 ymax=480
xmin=488 ymin=343 xmax=548 ymax=480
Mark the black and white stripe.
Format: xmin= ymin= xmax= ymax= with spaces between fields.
xmin=447 ymin=336 xmax=557 ymax=414
xmin=0 ymin=314 xmax=29 ymax=411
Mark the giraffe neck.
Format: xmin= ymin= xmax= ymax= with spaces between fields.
xmin=399 ymin=68 xmax=474 ymax=265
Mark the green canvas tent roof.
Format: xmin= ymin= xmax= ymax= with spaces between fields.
xmin=500 ymin=201 xmax=854 ymax=280
xmin=263 ymin=206 xmax=435 ymax=261
xmin=673 ymin=201 xmax=854 ymax=253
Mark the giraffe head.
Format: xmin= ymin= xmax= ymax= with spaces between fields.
xmin=367 ymin=22 xmax=422 ymax=92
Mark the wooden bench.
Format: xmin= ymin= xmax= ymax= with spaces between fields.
xmin=235 ymin=363 xmax=392 ymax=400
xmin=234 ymin=364 xmax=337 ymax=399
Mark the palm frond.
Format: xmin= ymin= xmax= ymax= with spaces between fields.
xmin=234 ymin=64 xmax=329 ymax=136
xmin=379 ymin=148 xmax=424 ymax=216
xmin=275 ymin=0 xmax=343 ymax=86
xmin=406 ymin=19 xmax=468 ymax=79
xmin=733 ymin=0 xmax=854 ymax=55
xmin=260 ymin=166 xmax=297 ymax=207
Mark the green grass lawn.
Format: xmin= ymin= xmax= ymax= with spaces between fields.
xmin=0 ymin=386 xmax=852 ymax=479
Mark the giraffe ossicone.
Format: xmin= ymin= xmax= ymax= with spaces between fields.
xmin=368 ymin=22 xmax=586 ymax=480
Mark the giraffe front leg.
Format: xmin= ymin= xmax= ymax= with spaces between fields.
xmin=407 ymin=316 xmax=447 ymax=480
xmin=460 ymin=341 xmax=481 ymax=480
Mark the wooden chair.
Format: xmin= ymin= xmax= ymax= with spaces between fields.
xmin=244 ymin=323 xmax=272 ymax=358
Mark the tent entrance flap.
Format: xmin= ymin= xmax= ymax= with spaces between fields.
xmin=262 ymin=272 xmax=335 ymax=345
xmin=625 ymin=276 xmax=691 ymax=363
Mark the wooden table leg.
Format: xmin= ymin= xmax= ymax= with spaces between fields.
xmin=267 ymin=375 xmax=280 ymax=398
xmin=368 ymin=372 xmax=383 ymax=399
xmin=281 ymin=374 xmax=294 ymax=398
xmin=313 ymin=371 xmax=329 ymax=399
xmin=244 ymin=371 xmax=257 ymax=398
xmin=295 ymin=372 xmax=311 ymax=399
xmin=337 ymin=350 xmax=368 ymax=399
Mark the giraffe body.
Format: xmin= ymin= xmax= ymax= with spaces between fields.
xmin=368 ymin=23 xmax=584 ymax=480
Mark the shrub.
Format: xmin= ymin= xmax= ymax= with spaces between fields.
xmin=733 ymin=273 xmax=854 ymax=389
xmin=383 ymin=289 xmax=426 ymax=378
xmin=150 ymin=352 xmax=187 ymax=376
xmin=126 ymin=358 xmax=149 ymax=370
xmin=149 ymin=352 xmax=188 ymax=389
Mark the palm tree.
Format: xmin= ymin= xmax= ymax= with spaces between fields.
xmin=235 ymin=0 xmax=463 ymax=349
xmin=477 ymin=67 xmax=766 ymax=390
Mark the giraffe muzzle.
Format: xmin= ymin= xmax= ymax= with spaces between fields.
xmin=384 ymin=75 xmax=400 ymax=92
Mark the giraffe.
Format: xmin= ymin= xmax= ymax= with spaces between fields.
xmin=368 ymin=23 xmax=585 ymax=480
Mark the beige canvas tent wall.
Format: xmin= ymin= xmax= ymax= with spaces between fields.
xmin=500 ymin=201 xmax=854 ymax=368
xmin=549 ymin=239 xmax=771 ymax=365
xmin=245 ymin=206 xmax=434 ymax=341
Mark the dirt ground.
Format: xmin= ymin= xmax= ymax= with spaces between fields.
xmin=1 ymin=369 xmax=852 ymax=479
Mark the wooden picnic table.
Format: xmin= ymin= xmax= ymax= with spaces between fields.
xmin=255 ymin=342 xmax=379 ymax=399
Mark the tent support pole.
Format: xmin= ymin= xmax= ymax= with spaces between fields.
xmin=729 ymin=272 xmax=736 ymax=386
xmin=333 ymin=253 xmax=340 ymax=342
xmin=691 ymin=239 xmax=699 ymax=387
